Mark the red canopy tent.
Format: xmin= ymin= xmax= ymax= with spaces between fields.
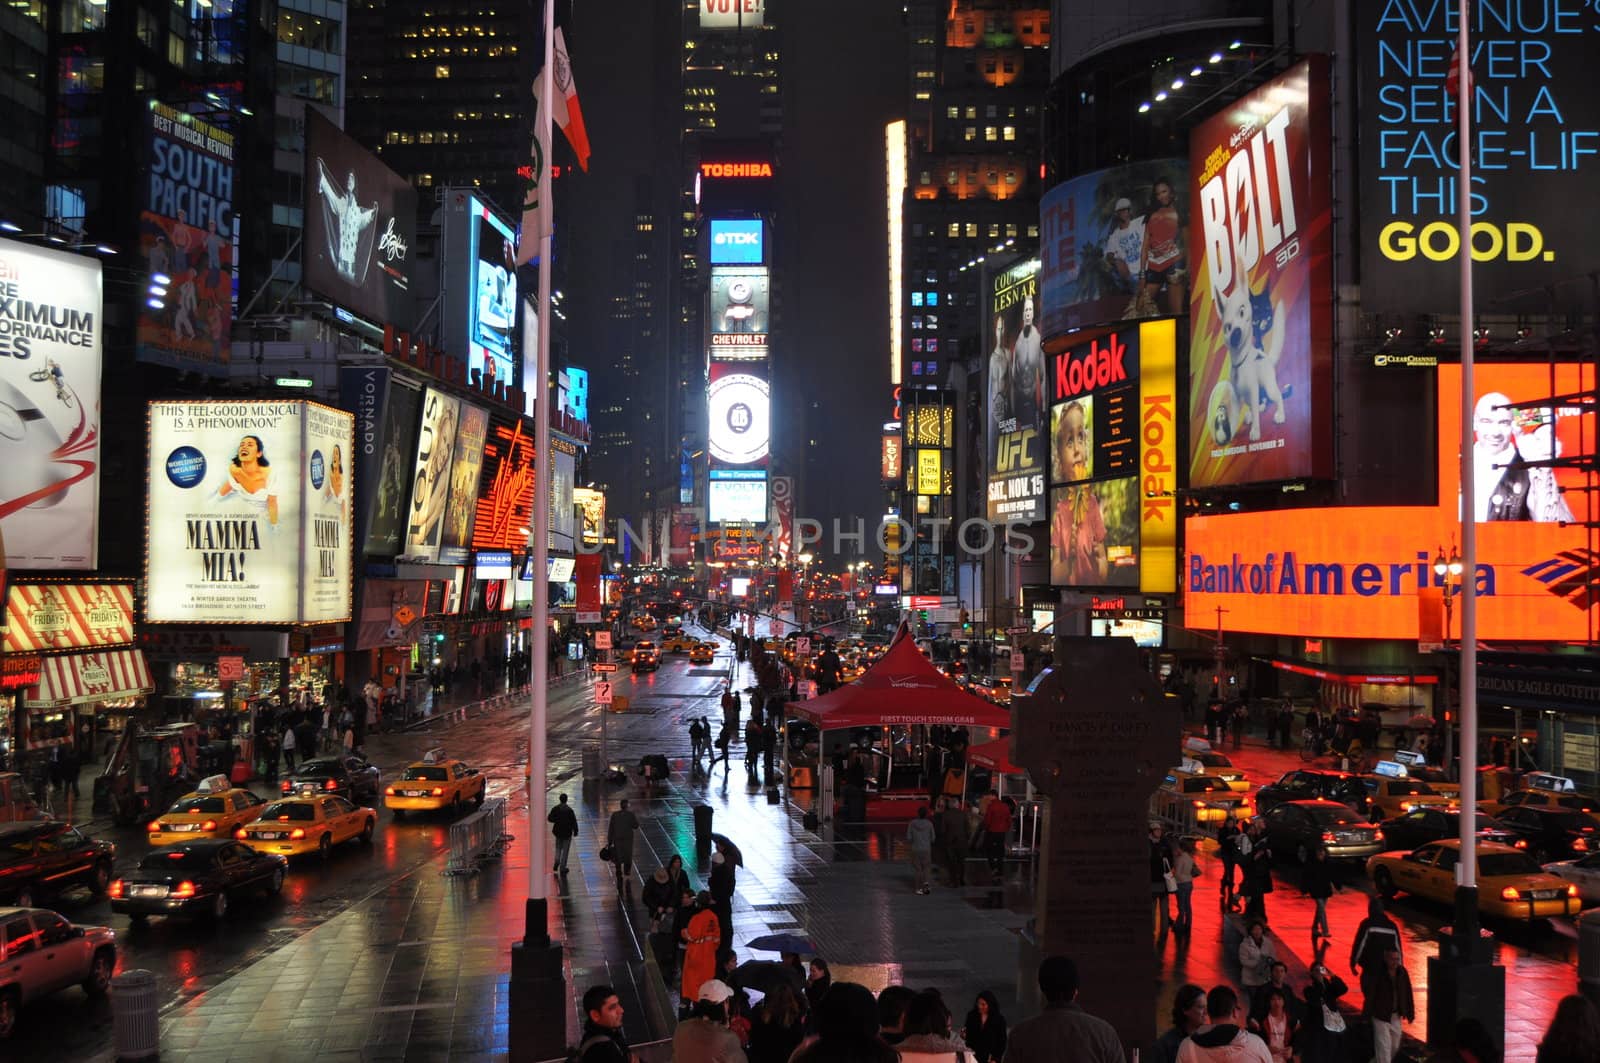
xmin=787 ymin=631 xmax=1011 ymax=731
xmin=966 ymin=737 xmax=1020 ymax=775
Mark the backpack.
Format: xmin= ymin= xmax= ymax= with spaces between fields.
xmin=565 ymin=1034 xmax=612 ymax=1062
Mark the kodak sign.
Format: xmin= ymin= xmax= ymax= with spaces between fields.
xmin=1138 ymin=320 xmax=1177 ymax=592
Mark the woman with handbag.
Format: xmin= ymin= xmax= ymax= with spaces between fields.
xmin=1148 ymin=822 xmax=1174 ymax=943
xmin=1171 ymin=836 xmax=1199 ymax=937
xmin=1294 ymin=961 xmax=1349 ymax=1063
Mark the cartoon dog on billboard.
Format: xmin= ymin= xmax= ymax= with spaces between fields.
xmin=1207 ymin=252 xmax=1287 ymax=447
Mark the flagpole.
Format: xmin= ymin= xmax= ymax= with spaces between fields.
xmin=509 ymin=1 xmax=564 ymax=1057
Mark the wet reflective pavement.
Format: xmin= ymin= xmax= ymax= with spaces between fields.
xmin=37 ymin=623 xmax=1581 ymax=1060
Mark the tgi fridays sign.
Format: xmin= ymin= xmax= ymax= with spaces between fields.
xmin=4 ymin=583 xmax=135 ymax=652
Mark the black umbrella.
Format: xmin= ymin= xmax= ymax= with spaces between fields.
xmin=733 ymin=960 xmax=806 ymax=996
xmin=744 ymin=932 xmax=818 ymax=955
xmin=710 ymin=833 xmax=744 ymax=866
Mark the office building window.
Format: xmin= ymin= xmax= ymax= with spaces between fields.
xmin=984 ymin=126 xmax=997 ymax=141
xmin=963 ymin=126 xmax=976 ymax=142
xmin=964 ymin=223 xmax=977 ymax=238
xmin=1003 ymin=125 xmax=1016 ymax=141
xmin=946 ymin=222 xmax=960 ymax=238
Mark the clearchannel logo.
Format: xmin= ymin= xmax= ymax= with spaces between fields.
xmin=708 ymin=219 xmax=764 ymax=265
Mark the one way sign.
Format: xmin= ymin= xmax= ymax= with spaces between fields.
xmin=595 ymin=681 xmax=613 ymax=706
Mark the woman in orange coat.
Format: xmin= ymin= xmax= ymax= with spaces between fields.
xmin=680 ymin=891 xmax=721 ymax=1008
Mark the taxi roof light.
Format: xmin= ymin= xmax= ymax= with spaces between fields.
xmin=196 ymin=774 xmax=232 ymax=794
xmin=422 ymin=747 xmax=446 ymax=764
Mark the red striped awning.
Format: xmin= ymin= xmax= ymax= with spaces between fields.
xmin=24 ymin=649 xmax=154 ymax=708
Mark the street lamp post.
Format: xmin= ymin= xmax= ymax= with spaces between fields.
xmin=1433 ymin=545 xmax=1463 ymax=775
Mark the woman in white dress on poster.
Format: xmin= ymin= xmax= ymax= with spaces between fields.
xmin=217 ymin=434 xmax=280 ymax=527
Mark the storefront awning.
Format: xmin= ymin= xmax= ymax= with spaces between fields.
xmin=25 ymin=649 xmax=155 ymax=708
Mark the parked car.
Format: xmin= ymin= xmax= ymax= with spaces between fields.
xmin=279 ymin=755 xmax=382 ymax=805
xmin=1492 ymin=805 xmax=1600 ymax=863
xmin=0 ymin=822 xmax=116 ymax=909
xmin=1261 ymin=800 xmax=1385 ymax=863
xmin=1255 ymin=769 xmax=1368 ymax=815
xmin=0 ymin=907 xmax=117 ymax=1039
xmin=1543 ymin=852 xmax=1600 ymax=906
xmin=109 ymin=840 xmax=287 ymax=923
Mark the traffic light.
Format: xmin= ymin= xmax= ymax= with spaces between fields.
xmin=434 ymin=632 xmax=445 ymax=644
xmin=917 ymin=609 xmax=928 ymax=622
xmin=960 ymin=609 xmax=971 ymax=631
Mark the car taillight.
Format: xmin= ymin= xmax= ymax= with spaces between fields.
xmin=1500 ymin=886 xmax=1521 ymax=901
xmin=1574 ymin=837 xmax=1589 ymax=852
xmin=1322 ymin=831 xmax=1337 ymax=843
xmin=201 ymin=820 xmax=217 ymax=831
xmin=147 ymin=822 xmax=161 ymax=833
xmin=1402 ymin=803 xmax=1416 ymax=813
xmin=108 ymin=879 xmax=124 ymax=899
xmin=431 ymin=787 xmax=445 ymax=796
xmin=385 ymin=786 xmax=396 ymax=796
xmin=1514 ymin=839 xmax=1528 ymax=849
xmin=289 ymin=828 xmax=306 ymax=840
xmin=172 ymin=881 xmax=197 ymax=899
xmin=281 ymin=780 xmax=292 ymax=793
xmin=1193 ymin=800 xmax=1206 ymax=808
xmin=235 ymin=828 xmax=248 ymax=839
xmin=325 ymin=780 xmax=339 ymax=791
xmin=1569 ymin=884 xmax=1580 ymax=897
xmin=1374 ymin=830 xmax=1385 ymax=841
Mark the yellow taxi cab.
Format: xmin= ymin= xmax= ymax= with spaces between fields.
xmin=147 ymin=775 xmax=269 ymax=845
xmin=1155 ymin=772 xmax=1254 ymax=826
xmin=1359 ymin=761 xmax=1455 ymax=820
xmin=384 ymin=749 xmax=486 ymax=819
xmin=1481 ymin=774 xmax=1599 ymax=818
xmin=631 ymin=614 xmax=658 ymax=632
xmin=631 ymin=640 xmax=660 ymax=672
xmin=688 ymin=641 xmax=716 ymax=664
xmin=235 ymin=789 xmax=377 ymax=860
xmin=1174 ymin=754 xmax=1250 ymax=794
xmin=662 ymin=633 xmax=696 ymax=654
xmin=1367 ymin=839 xmax=1580 ymax=922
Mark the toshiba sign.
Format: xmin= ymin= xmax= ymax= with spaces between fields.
xmin=701 ymin=162 xmax=774 ymax=178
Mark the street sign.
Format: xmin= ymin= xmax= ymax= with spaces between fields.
xmin=218 ymin=656 xmax=244 ymax=682
xmin=577 ymin=610 xmax=602 ymax=624
xmin=1006 ymin=626 xmax=1032 ymax=635
xmin=595 ymin=681 xmax=614 ymax=705
xmin=1010 ymin=651 xmax=1026 ymax=673
xmin=594 ymin=631 xmax=613 ymax=650
xmin=592 ymin=662 xmax=618 ymax=673
xmin=799 ymin=680 xmax=817 ymax=699
xmin=795 ymin=637 xmax=811 ymax=656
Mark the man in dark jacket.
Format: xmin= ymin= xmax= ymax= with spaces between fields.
xmin=709 ymin=850 xmax=737 ymax=953
xmin=1301 ymin=844 xmax=1336 ymax=940
xmin=1350 ymin=896 xmax=1402 ymax=976
xmin=1361 ymin=948 xmax=1414 ymax=1063
xmin=547 ymin=793 xmax=578 ymax=875
xmin=576 ymin=984 xmax=633 ymax=1062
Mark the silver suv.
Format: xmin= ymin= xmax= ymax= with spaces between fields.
xmin=0 ymin=907 xmax=117 ymax=1039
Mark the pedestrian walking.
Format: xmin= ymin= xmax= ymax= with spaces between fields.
xmin=1217 ymin=816 xmax=1242 ymax=911
xmin=575 ymin=984 xmax=633 ymax=1062
xmin=606 ymin=799 xmax=639 ymax=894
xmin=281 ymin=724 xmax=298 ymax=772
xmin=1350 ymin=896 xmax=1402 ymax=977
xmin=760 ymin=717 xmax=777 ymax=786
xmin=548 ymin=793 xmax=578 ymax=875
xmin=1230 ymin=701 xmax=1248 ymax=750
xmin=745 ymin=717 xmax=762 ymax=781
xmin=1302 ymin=844 xmax=1336 ymax=940
xmin=936 ymin=797 xmax=970 ymax=887
xmin=680 ymin=893 xmax=721 ymax=1015
xmin=1149 ymin=822 xmax=1174 ymax=942
xmin=1002 ymin=955 xmax=1124 ymax=1063
xmin=906 ymin=806 xmax=936 ymax=894
xmin=1361 ymin=948 xmax=1413 ymax=1063
xmin=980 ymin=790 xmax=1012 ymax=881
xmin=1174 ymin=985 xmax=1272 ymax=1063
xmin=1238 ymin=921 xmax=1276 ymax=990
xmin=713 ymin=722 xmax=734 ymax=770
xmin=1242 ymin=820 xmax=1273 ymax=923
xmin=1172 ymin=836 xmax=1198 ymax=937
xmin=689 ymin=718 xmax=706 ymax=763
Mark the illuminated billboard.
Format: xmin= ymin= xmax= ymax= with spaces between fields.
xmin=1185 ymin=361 xmax=1597 ymax=641
xmin=303 ymin=108 xmax=416 ymax=327
xmin=559 ymin=366 xmax=589 ymax=423
xmin=550 ymin=445 xmax=576 ymax=552
xmin=470 ymin=414 xmax=535 ymax=550
xmin=985 ymin=258 xmax=1046 ymax=523
xmin=146 ymin=400 xmax=353 ymax=624
xmin=361 ymin=378 xmax=421 ymax=557
xmin=403 ymin=387 xmax=461 ymax=561
xmin=881 ymin=433 xmax=903 ymax=483
xmin=1188 ymin=57 xmax=1332 ymax=489
xmin=708 ymin=266 xmax=769 ymax=357
xmin=708 ymin=219 xmax=765 ymax=265
xmin=471 ymin=204 xmax=517 ymax=388
xmin=1359 ymin=11 xmax=1600 ymax=312
xmin=699 ymin=0 xmax=763 ymax=29
xmin=574 ymin=487 xmax=605 ymax=547
xmin=1038 ymin=159 xmax=1188 ymax=336
xmin=136 ymin=102 xmax=234 ymax=371
xmin=708 ymin=361 xmax=770 ymax=466
xmin=438 ymin=402 xmax=489 ymax=565
xmin=709 ymin=476 xmax=768 ymax=525
xmin=0 ymin=238 xmax=103 ymax=570
xmin=1046 ymin=319 xmax=1178 ymax=591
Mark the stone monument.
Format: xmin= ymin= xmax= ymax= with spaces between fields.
xmin=1011 ymin=636 xmax=1181 ymax=1057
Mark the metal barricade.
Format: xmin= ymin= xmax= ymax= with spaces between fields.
xmin=443 ymin=797 xmax=511 ymax=875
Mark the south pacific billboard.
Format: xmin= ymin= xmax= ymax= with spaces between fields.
xmin=1359 ymin=5 xmax=1600 ymax=311
xmin=1188 ymin=57 xmax=1333 ymax=489
xmin=1186 ymin=361 xmax=1596 ymax=641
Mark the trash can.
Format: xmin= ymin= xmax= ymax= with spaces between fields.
xmin=582 ymin=749 xmax=601 ymax=781
xmin=1580 ymin=908 xmax=1600 ymax=1007
xmin=693 ymin=804 xmax=714 ymax=850
xmin=110 ymin=969 xmax=160 ymax=1061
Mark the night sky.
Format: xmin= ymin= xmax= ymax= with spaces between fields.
xmin=566 ymin=2 xmax=907 ymax=545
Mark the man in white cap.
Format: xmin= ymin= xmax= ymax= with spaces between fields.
xmin=1103 ymin=196 xmax=1145 ymax=293
xmin=671 ymin=979 xmax=748 ymax=1062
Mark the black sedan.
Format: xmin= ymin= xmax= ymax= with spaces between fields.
xmin=109 ymin=840 xmax=287 ymax=922
xmin=280 ymin=755 xmax=382 ymax=804
xmin=1493 ymin=805 xmax=1600 ymax=863
xmin=1261 ymin=800 xmax=1385 ymax=863
xmin=1255 ymin=769 xmax=1369 ymax=815
xmin=1376 ymin=807 xmax=1521 ymax=853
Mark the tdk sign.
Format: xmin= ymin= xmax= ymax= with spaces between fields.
xmin=709 ymin=219 xmax=765 ymax=265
